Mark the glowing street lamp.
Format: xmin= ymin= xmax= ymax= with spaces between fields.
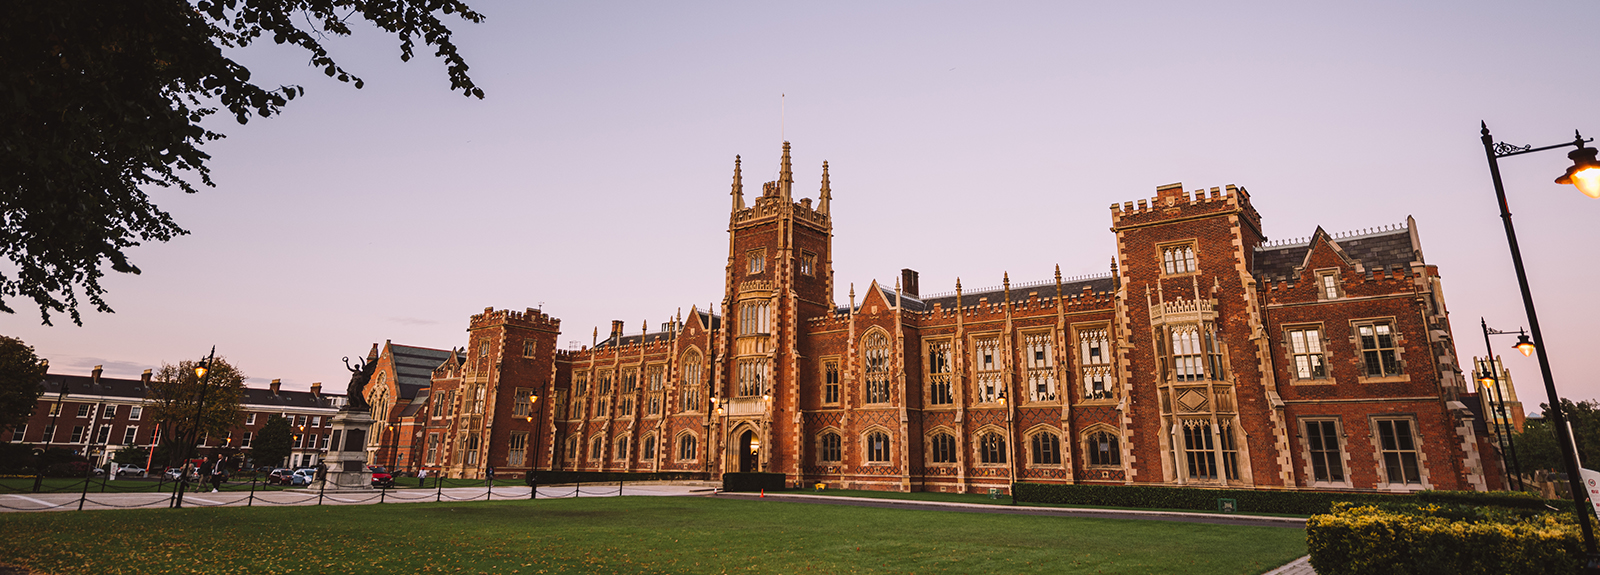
xmin=1480 ymin=123 xmax=1600 ymax=559
xmin=1513 ymin=331 xmax=1536 ymax=357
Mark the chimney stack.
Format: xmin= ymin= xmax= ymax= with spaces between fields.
xmin=901 ymin=269 xmax=920 ymax=298
xmin=91 ymin=365 xmax=103 ymax=384
xmin=140 ymin=369 xmax=152 ymax=385
xmin=610 ymin=320 xmax=625 ymax=342
xmin=270 ymin=379 xmax=281 ymax=395
xmin=310 ymin=382 xmax=322 ymax=397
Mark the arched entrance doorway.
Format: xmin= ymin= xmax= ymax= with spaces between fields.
xmin=738 ymin=429 xmax=760 ymax=473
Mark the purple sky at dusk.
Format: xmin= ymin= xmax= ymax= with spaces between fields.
xmin=5 ymin=1 xmax=1598 ymax=410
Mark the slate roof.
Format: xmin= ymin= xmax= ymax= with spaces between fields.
xmin=594 ymin=310 xmax=720 ymax=348
xmin=399 ymin=389 xmax=430 ymax=417
xmin=1253 ymin=226 xmax=1416 ymax=280
xmin=918 ymin=276 xmax=1117 ymax=311
xmin=39 ymin=373 xmax=343 ymax=409
xmin=389 ymin=345 xmax=453 ymax=399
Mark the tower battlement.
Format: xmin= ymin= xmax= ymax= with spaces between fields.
xmin=469 ymin=307 xmax=561 ymax=331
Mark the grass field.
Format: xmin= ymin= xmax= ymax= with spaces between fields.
xmin=0 ymin=495 xmax=1307 ymax=574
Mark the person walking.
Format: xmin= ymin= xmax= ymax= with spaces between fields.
xmin=418 ymin=468 xmax=428 ymax=488
xmin=209 ymin=458 xmax=226 ymax=493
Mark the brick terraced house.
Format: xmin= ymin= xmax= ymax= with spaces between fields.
xmin=10 ymin=367 xmax=344 ymax=469
xmin=370 ymin=142 xmax=1504 ymax=494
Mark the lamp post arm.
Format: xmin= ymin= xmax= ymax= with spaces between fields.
xmin=1492 ymin=139 xmax=1590 ymax=159
xmin=1481 ymin=123 xmax=1597 ymax=555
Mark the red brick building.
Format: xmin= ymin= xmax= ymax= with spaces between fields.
xmin=8 ymin=367 xmax=343 ymax=470
xmin=376 ymin=142 xmax=1501 ymax=493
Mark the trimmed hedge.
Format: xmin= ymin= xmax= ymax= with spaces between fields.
xmin=722 ymin=472 xmax=786 ymax=492
xmin=525 ymin=471 xmax=708 ymax=486
xmin=1013 ymin=482 xmax=1404 ymax=515
xmin=1307 ymin=502 xmax=1582 ymax=575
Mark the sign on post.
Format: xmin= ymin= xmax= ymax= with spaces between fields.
xmin=1579 ymin=468 xmax=1600 ymax=525
xmin=1218 ymin=498 xmax=1237 ymax=513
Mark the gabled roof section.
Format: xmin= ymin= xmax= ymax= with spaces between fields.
xmin=877 ymin=285 xmax=927 ymax=312
xmin=1253 ymin=221 xmax=1416 ymax=280
xmin=388 ymin=344 xmax=452 ymax=398
xmin=399 ymin=389 xmax=430 ymax=417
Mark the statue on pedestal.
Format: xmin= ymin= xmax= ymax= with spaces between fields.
xmin=342 ymin=356 xmax=375 ymax=412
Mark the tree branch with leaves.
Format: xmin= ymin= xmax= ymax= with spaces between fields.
xmin=0 ymin=0 xmax=484 ymax=324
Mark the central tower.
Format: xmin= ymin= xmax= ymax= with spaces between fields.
xmin=718 ymin=142 xmax=834 ymax=481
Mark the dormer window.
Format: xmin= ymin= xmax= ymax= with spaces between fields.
xmin=1319 ymin=272 xmax=1340 ymax=299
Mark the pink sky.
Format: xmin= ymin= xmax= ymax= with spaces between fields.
xmin=5 ymin=1 xmax=1598 ymax=411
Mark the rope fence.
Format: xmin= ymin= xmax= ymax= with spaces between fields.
xmin=0 ymin=472 xmax=663 ymax=512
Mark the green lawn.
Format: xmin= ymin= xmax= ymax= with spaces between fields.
xmin=0 ymin=496 xmax=1307 ymax=574
xmin=792 ymin=488 xmax=1313 ymax=518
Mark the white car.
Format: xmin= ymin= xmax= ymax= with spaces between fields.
xmin=117 ymin=465 xmax=146 ymax=476
xmin=291 ymin=468 xmax=317 ymax=486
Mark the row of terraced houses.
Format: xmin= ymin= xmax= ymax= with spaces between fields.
xmin=347 ymin=142 xmax=1517 ymax=494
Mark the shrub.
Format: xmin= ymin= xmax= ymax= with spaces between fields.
xmin=1307 ymin=502 xmax=1582 ymax=575
xmin=722 ymin=472 xmax=786 ymax=492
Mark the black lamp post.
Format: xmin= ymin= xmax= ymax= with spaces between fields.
xmin=1478 ymin=319 xmax=1527 ymax=491
xmin=1479 ymin=123 xmax=1600 ymax=559
xmin=173 ymin=346 xmax=216 ymax=509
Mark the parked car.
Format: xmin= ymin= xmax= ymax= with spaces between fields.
xmin=117 ymin=465 xmax=146 ymax=476
xmin=265 ymin=468 xmax=294 ymax=486
xmin=291 ymin=468 xmax=317 ymax=486
xmin=366 ymin=466 xmax=394 ymax=489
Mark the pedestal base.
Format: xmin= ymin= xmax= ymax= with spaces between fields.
xmin=320 ymin=408 xmax=375 ymax=490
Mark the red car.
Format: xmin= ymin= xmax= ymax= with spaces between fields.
xmin=265 ymin=468 xmax=295 ymax=486
xmin=366 ymin=466 xmax=394 ymax=488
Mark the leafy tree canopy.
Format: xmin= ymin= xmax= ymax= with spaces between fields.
xmin=145 ymin=356 xmax=247 ymax=455
xmin=252 ymin=414 xmax=293 ymax=468
xmin=1 ymin=0 xmax=484 ymax=325
xmin=0 ymin=336 xmax=48 ymax=430
xmin=1511 ymin=399 xmax=1600 ymax=472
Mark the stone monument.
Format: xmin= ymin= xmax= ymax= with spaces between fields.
xmin=316 ymin=356 xmax=377 ymax=490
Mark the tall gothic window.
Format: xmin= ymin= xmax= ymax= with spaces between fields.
xmin=678 ymin=434 xmax=698 ymax=461
xmin=680 ymin=351 xmax=703 ymax=412
xmin=929 ymin=433 xmax=957 ymax=464
xmin=1182 ymin=421 xmax=1216 ymax=480
xmin=927 ymin=342 xmax=953 ymax=405
xmin=974 ymin=337 xmax=1002 ymax=403
xmin=737 ymin=358 xmax=766 ymax=397
xmin=1079 ymin=328 xmax=1114 ymax=399
xmin=508 ymin=432 xmax=528 ymax=467
xmin=620 ymin=368 xmax=638 ymax=416
xmin=1030 ymin=431 xmax=1062 ymax=465
xmin=865 ymin=431 xmax=890 ymax=463
xmin=1087 ymin=430 xmax=1120 ymax=466
xmin=979 ymin=432 xmax=1007 ymax=464
xmin=820 ymin=432 xmax=842 ymax=463
xmin=823 ymin=361 xmax=841 ymax=405
xmin=863 ymin=332 xmax=891 ymax=404
xmin=1163 ymin=324 xmax=1224 ymax=382
xmin=1023 ymin=332 xmax=1056 ymax=402
xmin=740 ymin=301 xmax=772 ymax=335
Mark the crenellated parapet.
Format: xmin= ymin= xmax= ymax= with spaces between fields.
xmin=1110 ymin=183 xmax=1260 ymax=236
xmin=469 ymin=306 xmax=561 ymax=332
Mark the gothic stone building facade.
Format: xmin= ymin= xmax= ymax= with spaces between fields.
xmin=370 ymin=143 xmax=1502 ymax=494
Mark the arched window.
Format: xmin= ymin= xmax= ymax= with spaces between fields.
xmin=590 ymin=436 xmax=604 ymax=460
xmin=865 ymin=431 xmax=890 ymax=463
xmin=678 ymin=434 xmax=698 ymax=461
xmin=643 ymin=435 xmax=657 ymax=461
xmin=929 ymin=433 xmax=957 ymax=464
xmin=979 ymin=432 xmax=1007 ymax=464
xmin=680 ymin=350 xmax=703 ymax=412
xmin=565 ymin=436 xmax=580 ymax=461
xmin=1088 ymin=430 xmax=1120 ymax=466
xmin=862 ymin=331 xmax=891 ymax=404
xmin=1030 ymin=431 xmax=1061 ymax=465
xmin=819 ymin=432 xmax=842 ymax=463
xmin=615 ymin=436 xmax=630 ymax=461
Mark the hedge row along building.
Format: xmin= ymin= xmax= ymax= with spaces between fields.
xmin=366 ymin=142 xmax=1505 ymax=493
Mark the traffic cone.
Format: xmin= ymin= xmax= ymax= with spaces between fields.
xmin=760 ymin=489 xmax=765 ymax=498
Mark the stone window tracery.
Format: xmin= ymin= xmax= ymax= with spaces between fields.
xmin=928 ymin=342 xmax=953 ymax=405
xmin=929 ymin=432 xmax=957 ymax=464
xmin=1023 ymin=332 xmax=1056 ymax=402
xmin=863 ymin=331 xmax=891 ymax=404
xmin=974 ymin=336 xmax=1002 ymax=403
xmin=1079 ymin=328 xmax=1114 ymax=399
